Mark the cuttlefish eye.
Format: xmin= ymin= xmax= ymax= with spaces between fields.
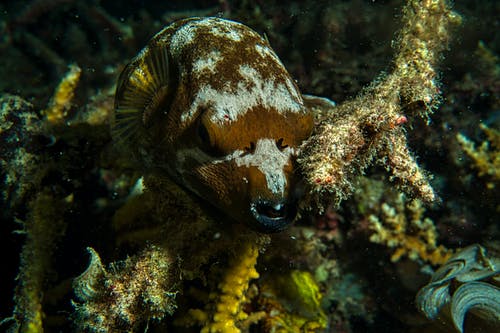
xmin=251 ymin=199 xmax=298 ymax=233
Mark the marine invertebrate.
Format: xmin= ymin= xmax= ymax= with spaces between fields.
xmin=457 ymin=124 xmax=500 ymax=188
xmin=416 ymin=244 xmax=500 ymax=333
xmin=201 ymin=241 xmax=261 ymax=333
xmin=298 ymin=0 xmax=461 ymax=208
xmin=73 ymin=245 xmax=178 ymax=332
xmin=368 ymin=194 xmax=452 ymax=265
xmin=113 ymin=17 xmax=314 ymax=232
xmin=177 ymin=241 xmax=262 ymax=333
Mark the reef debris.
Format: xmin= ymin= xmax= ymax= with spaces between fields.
xmin=298 ymin=0 xmax=461 ymax=208
xmin=72 ymin=245 xmax=178 ymax=332
xmin=3 ymin=0 xmax=134 ymax=98
xmin=416 ymin=244 xmax=500 ymax=333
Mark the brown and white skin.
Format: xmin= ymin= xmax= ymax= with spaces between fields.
xmin=114 ymin=17 xmax=314 ymax=232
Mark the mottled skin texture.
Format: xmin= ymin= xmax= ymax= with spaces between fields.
xmin=114 ymin=17 xmax=313 ymax=232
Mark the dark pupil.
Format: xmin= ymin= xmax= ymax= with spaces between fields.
xmin=197 ymin=123 xmax=225 ymax=157
xmin=198 ymin=123 xmax=210 ymax=145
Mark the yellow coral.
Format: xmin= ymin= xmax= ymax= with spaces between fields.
xmin=43 ymin=63 xmax=81 ymax=124
xmin=368 ymin=194 xmax=452 ymax=265
xmin=13 ymin=191 xmax=68 ymax=333
xmin=200 ymin=241 xmax=261 ymax=333
xmin=457 ymin=124 xmax=500 ymax=188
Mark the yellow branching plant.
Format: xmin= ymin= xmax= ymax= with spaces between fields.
xmin=368 ymin=194 xmax=452 ymax=265
xmin=181 ymin=241 xmax=263 ymax=333
xmin=457 ymin=124 xmax=500 ymax=188
xmin=202 ymin=241 xmax=261 ymax=333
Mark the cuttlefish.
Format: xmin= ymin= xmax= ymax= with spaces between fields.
xmin=113 ymin=17 xmax=315 ymax=232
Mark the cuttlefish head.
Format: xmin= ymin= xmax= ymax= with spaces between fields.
xmin=114 ymin=17 xmax=314 ymax=232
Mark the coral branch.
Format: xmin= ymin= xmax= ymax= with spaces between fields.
xmin=381 ymin=133 xmax=436 ymax=203
xmin=457 ymin=124 xmax=500 ymax=187
xmin=13 ymin=191 xmax=68 ymax=333
xmin=202 ymin=241 xmax=260 ymax=333
xmin=298 ymin=0 xmax=461 ymax=208
xmin=180 ymin=241 xmax=262 ymax=333
xmin=42 ymin=63 xmax=81 ymax=125
xmin=368 ymin=194 xmax=452 ymax=265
